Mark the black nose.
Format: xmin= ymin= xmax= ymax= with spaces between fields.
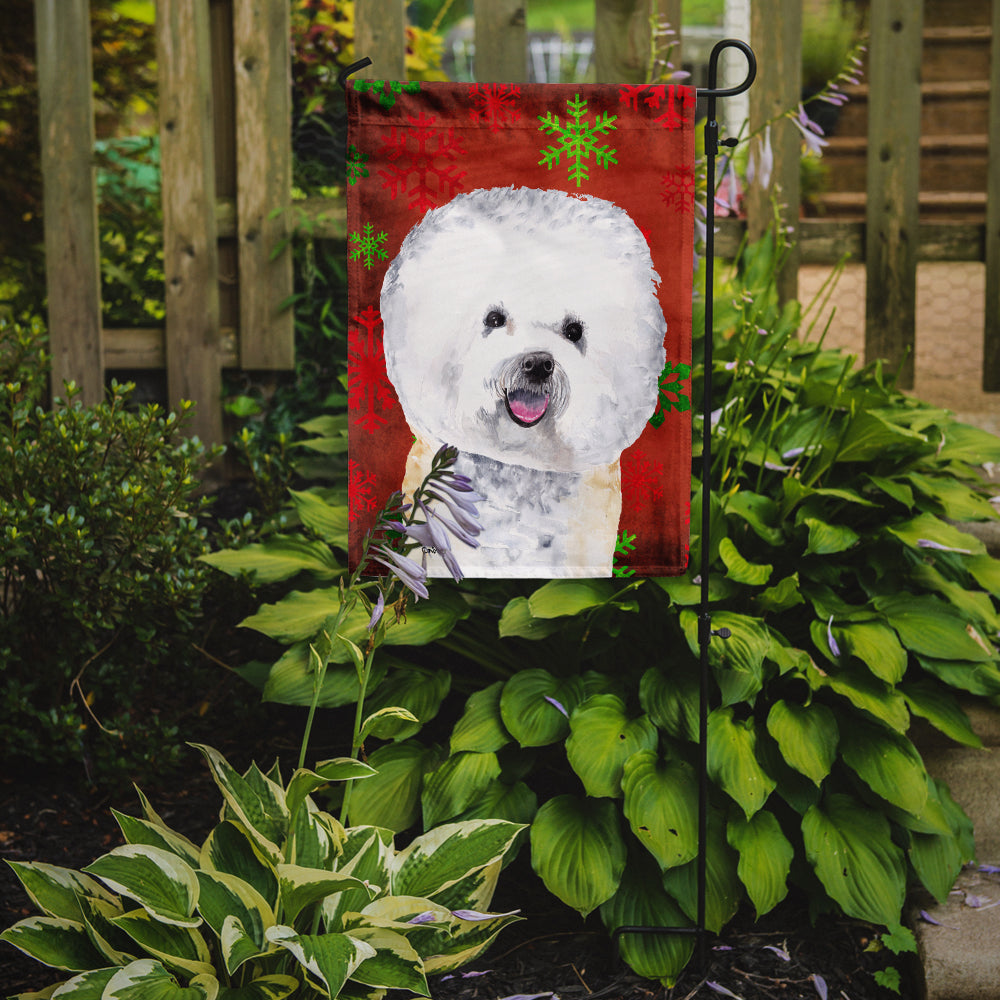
xmin=521 ymin=351 xmax=554 ymax=384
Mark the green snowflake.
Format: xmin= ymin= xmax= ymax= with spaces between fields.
xmin=354 ymin=79 xmax=420 ymax=109
xmin=613 ymin=530 xmax=637 ymax=577
xmin=346 ymin=144 xmax=369 ymax=186
xmin=649 ymin=360 xmax=692 ymax=427
xmin=537 ymin=94 xmax=618 ymax=187
xmin=349 ymin=223 xmax=388 ymax=269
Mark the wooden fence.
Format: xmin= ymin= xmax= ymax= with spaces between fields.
xmin=33 ymin=0 xmax=1000 ymax=445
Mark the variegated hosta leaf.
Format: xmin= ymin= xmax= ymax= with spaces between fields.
xmin=565 ymin=695 xmax=658 ymax=799
xmin=391 ymin=820 xmax=524 ymax=901
xmin=288 ymin=801 xmax=343 ymax=870
xmin=322 ymin=829 xmax=393 ymax=931
xmin=285 ymin=760 xmax=375 ymax=824
xmin=802 ymin=793 xmax=906 ymax=926
xmin=0 ymin=915 xmax=107 ymax=971
xmin=44 ymin=966 xmax=118 ymax=997
xmin=838 ymin=718 xmax=929 ymax=817
xmin=499 ymin=669 xmax=585 ymax=747
xmin=450 ymin=681 xmax=511 ymax=754
xmin=276 ymin=864 xmax=375 ymax=925
xmin=765 ymin=700 xmax=838 ymax=786
xmin=110 ymin=908 xmax=214 ymax=979
xmin=420 ymin=906 xmax=523 ymax=975
xmin=4 ymin=861 xmax=118 ymax=922
xmin=423 ymin=859 xmax=501 ymax=916
xmin=112 ymin=810 xmax=202 ymax=868
xmin=727 ymin=810 xmax=793 ymax=917
xmin=77 ymin=894 xmax=136 ymax=966
xmin=102 ymin=958 xmax=218 ymax=999
xmin=706 ymin=707 xmax=776 ymax=818
xmin=621 ymin=751 xmax=699 ymax=871
xmin=195 ymin=871 xmax=274 ymax=974
xmin=599 ymin=853 xmax=694 ymax=987
xmin=213 ymin=974 xmax=299 ymax=999
xmin=83 ymin=846 xmax=200 ymax=928
xmin=200 ymin=822 xmax=278 ymax=910
xmin=344 ymin=926 xmax=429 ymax=995
xmin=265 ymin=925 xmax=376 ymax=998
xmin=191 ymin=745 xmax=288 ymax=863
xmin=529 ymin=795 xmax=626 ymax=917
xmin=420 ymin=751 xmax=501 ymax=829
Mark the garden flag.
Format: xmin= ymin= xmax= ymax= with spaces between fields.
xmin=346 ymin=80 xmax=696 ymax=578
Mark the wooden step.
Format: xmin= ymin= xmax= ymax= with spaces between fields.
xmin=922 ymin=0 xmax=992 ymax=28
xmin=922 ymin=25 xmax=993 ymax=83
xmin=813 ymin=190 xmax=987 ymax=222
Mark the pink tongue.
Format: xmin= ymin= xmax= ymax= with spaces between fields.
xmin=508 ymin=392 xmax=549 ymax=424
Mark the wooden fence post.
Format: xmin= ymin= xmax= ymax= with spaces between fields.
xmin=983 ymin=0 xmax=1000 ymax=390
xmin=474 ymin=0 xmax=527 ymax=82
xmin=864 ymin=0 xmax=923 ymax=390
xmin=233 ymin=0 xmax=294 ymax=369
xmin=354 ymin=0 xmax=406 ymax=80
xmin=157 ymin=0 xmax=223 ymax=445
xmin=34 ymin=0 xmax=104 ymax=405
xmin=746 ymin=0 xmax=801 ymax=305
xmin=594 ymin=0 xmax=651 ymax=83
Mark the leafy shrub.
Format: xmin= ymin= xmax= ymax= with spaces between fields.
xmin=0 ymin=317 xmax=220 ymax=782
xmin=1 ymin=743 xmax=524 ymax=998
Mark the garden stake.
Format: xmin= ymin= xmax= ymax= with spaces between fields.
xmin=612 ymin=38 xmax=757 ymax=974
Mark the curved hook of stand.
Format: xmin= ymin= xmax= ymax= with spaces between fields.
xmin=337 ymin=57 xmax=373 ymax=91
xmin=699 ymin=38 xmax=757 ymax=99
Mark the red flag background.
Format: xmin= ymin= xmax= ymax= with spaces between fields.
xmin=347 ymin=80 xmax=695 ymax=578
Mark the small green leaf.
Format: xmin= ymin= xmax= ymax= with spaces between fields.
xmin=527 ymin=579 xmax=617 ymax=618
xmin=719 ymin=537 xmax=773 ymax=585
xmin=497 ymin=597 xmax=564 ymax=639
xmin=765 ymin=700 xmax=838 ymax=786
xmin=900 ymin=680 xmax=982 ymax=748
xmin=499 ymin=670 xmax=584 ymax=747
xmin=727 ymin=811 xmax=793 ymax=917
xmin=450 ymin=682 xmax=511 ymax=754
xmin=200 ymin=536 xmax=341 ymax=584
xmin=707 ymin=707 xmax=776 ymax=818
xmin=639 ymin=664 xmax=699 ymax=742
xmin=839 ymin=718 xmax=929 ymax=817
xmin=803 ymin=517 xmax=859 ymax=555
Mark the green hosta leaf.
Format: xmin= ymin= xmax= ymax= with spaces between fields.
xmin=216 ymin=975 xmax=299 ymax=999
xmin=718 ymin=537 xmax=772 ymax=585
xmin=195 ymin=871 xmax=273 ymax=974
xmin=200 ymin=535 xmax=341 ymax=584
xmin=497 ymin=596 xmax=565 ymax=639
xmin=277 ymin=865 xmax=374 ymax=925
xmin=803 ymin=517 xmax=859 ymax=556
xmin=901 ymin=680 xmax=982 ymax=748
xmin=527 ymin=579 xmax=616 ymax=618
xmin=916 ymin=655 xmax=1000 ymax=697
xmin=967 ymin=553 xmax=1000 ymax=597
xmin=103 ymin=959 xmax=218 ymax=999
xmin=530 ymin=795 xmax=626 ymax=917
xmin=499 ymin=670 xmax=584 ymax=747
xmin=265 ymin=926 xmax=375 ymax=997
xmin=653 ymin=573 xmax=737 ymax=606
xmin=909 ymin=820 xmax=966 ymax=905
xmin=111 ymin=908 xmax=214 ymax=977
xmin=200 ymin=822 xmax=278 ymax=910
xmin=450 ymin=682 xmax=511 ymax=753
xmin=835 ymin=410 xmax=927 ymax=463
xmin=661 ymin=810 xmax=741 ymax=933
xmin=112 ymin=812 xmax=201 ymax=868
xmin=836 ymin=621 xmax=907 ymax=684
xmin=599 ymin=853 xmax=694 ymax=986
xmin=886 ymin=512 xmax=985 ymax=556
xmin=347 ymin=740 xmax=442 ymax=832
xmin=260 ymin=643 xmax=387 ymax=709
xmin=724 ymin=490 xmax=784 ymax=545
xmin=755 ymin=573 xmax=804 ymax=614
xmin=362 ymin=667 xmax=451 ymax=740
xmin=765 ymin=700 xmax=838 ymax=786
xmin=906 ymin=472 xmax=998 ymax=521
xmin=621 ymin=751 xmax=698 ymax=870
xmin=288 ymin=488 xmax=349 ymax=545
xmin=935 ymin=421 xmax=1000 ymax=464
xmin=802 ymin=793 xmax=906 ymax=926
xmin=866 ymin=474 xmax=914 ymax=508
xmin=0 ymin=916 xmax=107 ymax=971
xmin=393 ymin=820 xmax=524 ymax=900
xmin=910 ymin=562 xmax=1000 ymax=632
xmin=639 ymin=664 xmax=699 ymax=742
xmin=83 ymin=846 xmax=200 ymax=928
xmin=565 ymin=695 xmax=658 ymax=798
xmin=345 ymin=926 xmax=428 ymax=994
xmin=4 ymin=862 xmax=118 ymax=922
xmin=707 ymin=708 xmax=776 ymax=818
xmin=191 ymin=746 xmax=287 ymax=862
xmin=874 ymin=594 xmax=995 ymax=662
xmin=453 ymin=779 xmax=538 ymax=827
xmin=421 ymin=751 xmax=502 ymax=828
xmin=727 ymin=811 xmax=793 ymax=918
xmin=809 ymin=661 xmax=910 ymax=732
xmin=680 ymin=610 xmax=770 ymax=706
xmin=839 ymin=718 xmax=928 ymax=816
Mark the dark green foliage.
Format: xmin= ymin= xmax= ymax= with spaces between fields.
xmin=0 ymin=317 xmax=220 ymax=783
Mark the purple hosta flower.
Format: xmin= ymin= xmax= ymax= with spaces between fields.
xmin=706 ymin=983 xmax=742 ymax=999
xmin=811 ymin=974 xmax=828 ymax=1000
xmin=424 ymin=479 xmax=484 ymax=540
xmin=451 ymin=908 xmax=521 ymax=921
xmin=407 ymin=911 xmax=438 ymax=925
xmin=715 ymin=157 xmax=741 ymax=215
xmin=544 ymin=695 xmax=569 ymax=718
xmin=917 ymin=538 xmax=973 ymax=555
xmin=367 ymin=590 xmax=385 ymax=631
xmin=979 ymin=864 xmax=1000 ymax=874
xmin=763 ymin=944 xmax=791 ymax=962
xmin=747 ymin=124 xmax=774 ymax=191
xmin=371 ymin=544 xmax=429 ymax=600
xmin=791 ymin=104 xmax=828 ymax=157
xmin=827 ymin=615 xmax=841 ymax=658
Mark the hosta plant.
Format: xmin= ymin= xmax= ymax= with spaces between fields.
xmin=1 ymin=743 xmax=523 ymax=999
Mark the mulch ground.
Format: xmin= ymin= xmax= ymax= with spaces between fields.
xmin=1 ymin=743 xmax=913 ymax=1000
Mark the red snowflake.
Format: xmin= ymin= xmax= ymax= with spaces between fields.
xmin=468 ymin=83 xmax=522 ymax=132
xmin=618 ymin=84 xmax=693 ymax=130
xmin=378 ymin=112 xmax=467 ymax=212
xmin=621 ymin=451 xmax=665 ymax=503
xmin=348 ymin=460 xmax=378 ymax=523
xmin=347 ymin=305 xmax=396 ymax=433
xmin=661 ymin=168 xmax=695 ymax=213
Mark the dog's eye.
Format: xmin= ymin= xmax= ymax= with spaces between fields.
xmin=484 ymin=309 xmax=506 ymax=329
xmin=563 ymin=319 xmax=584 ymax=343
